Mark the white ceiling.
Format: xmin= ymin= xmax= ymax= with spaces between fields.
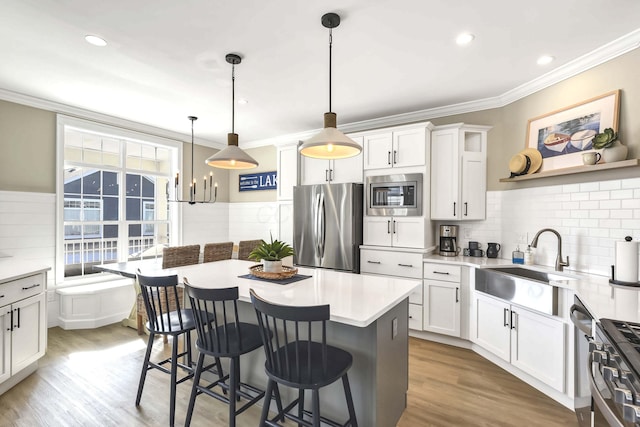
xmin=2 ymin=0 xmax=640 ymax=147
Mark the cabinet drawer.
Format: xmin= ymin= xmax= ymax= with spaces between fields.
xmin=361 ymin=250 xmax=423 ymax=279
xmin=0 ymin=273 xmax=45 ymax=306
xmin=409 ymin=286 xmax=423 ymax=304
xmin=423 ymin=263 xmax=461 ymax=282
xmin=409 ymin=303 xmax=423 ymax=330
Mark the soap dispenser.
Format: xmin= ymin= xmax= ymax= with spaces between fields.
xmin=512 ymin=246 xmax=524 ymax=264
xmin=524 ymin=245 xmax=534 ymax=265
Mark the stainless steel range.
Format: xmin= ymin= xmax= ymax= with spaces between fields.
xmin=590 ymin=318 xmax=640 ymax=426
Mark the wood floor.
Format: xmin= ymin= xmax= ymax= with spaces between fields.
xmin=0 ymin=324 xmax=577 ymax=426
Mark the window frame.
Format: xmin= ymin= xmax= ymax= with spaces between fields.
xmin=56 ymin=115 xmax=183 ymax=284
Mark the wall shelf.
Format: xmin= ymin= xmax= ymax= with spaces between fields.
xmin=499 ymin=159 xmax=640 ymax=182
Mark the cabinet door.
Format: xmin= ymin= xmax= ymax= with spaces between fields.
xmin=301 ymin=157 xmax=331 ymax=185
xmin=392 ymin=217 xmax=424 ymax=249
xmin=332 ymin=137 xmax=364 ymax=183
xmin=393 ymin=127 xmax=426 ymax=168
xmin=363 ymin=216 xmax=392 ymax=246
xmin=423 ymin=280 xmax=460 ymax=337
xmin=11 ymin=293 xmax=46 ymax=374
xmin=0 ymin=307 xmax=10 ymax=385
xmin=277 ymin=145 xmax=298 ymax=200
xmin=363 ymin=132 xmax=393 ymax=170
xmin=430 ymin=129 xmax=460 ymax=220
xmin=511 ymin=307 xmax=565 ymax=392
xmin=473 ymin=293 xmax=510 ymax=362
xmin=460 ymin=153 xmax=486 ymax=220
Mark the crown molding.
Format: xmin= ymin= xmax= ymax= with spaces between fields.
xmin=0 ymin=87 xmax=225 ymax=149
xmin=2 ymin=29 xmax=638 ymax=150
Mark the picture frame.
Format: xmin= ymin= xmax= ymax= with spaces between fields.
xmin=526 ymin=90 xmax=620 ymax=172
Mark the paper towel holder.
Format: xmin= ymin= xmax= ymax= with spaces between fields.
xmin=610 ymin=236 xmax=640 ymax=287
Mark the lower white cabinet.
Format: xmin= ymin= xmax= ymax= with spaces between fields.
xmin=0 ymin=271 xmax=47 ymax=390
xmin=360 ymin=249 xmax=423 ymax=279
xmin=363 ymin=216 xmax=425 ymax=249
xmin=472 ymin=292 xmax=565 ymax=392
xmin=423 ymin=263 xmax=461 ymax=337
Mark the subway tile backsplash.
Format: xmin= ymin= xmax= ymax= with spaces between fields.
xmin=459 ymin=177 xmax=640 ymax=278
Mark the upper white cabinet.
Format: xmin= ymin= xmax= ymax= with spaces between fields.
xmin=363 ymin=125 xmax=431 ymax=170
xmin=431 ymin=124 xmax=491 ymax=220
xmin=277 ymin=144 xmax=298 ymax=200
xmin=300 ymin=136 xmax=363 ymax=185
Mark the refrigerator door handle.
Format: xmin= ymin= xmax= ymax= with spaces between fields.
xmin=314 ymin=193 xmax=322 ymax=256
xmin=318 ymin=192 xmax=326 ymax=259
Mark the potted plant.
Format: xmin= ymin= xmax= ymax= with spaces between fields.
xmin=592 ymin=128 xmax=628 ymax=163
xmin=248 ymin=234 xmax=294 ymax=273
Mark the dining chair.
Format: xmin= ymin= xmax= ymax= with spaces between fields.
xmin=237 ymin=239 xmax=262 ymax=261
xmin=136 ymin=272 xmax=195 ymax=427
xmin=183 ymin=279 xmax=265 ymax=427
xmin=203 ymin=241 xmax=234 ymax=263
xmin=250 ymin=289 xmax=358 ymax=427
xmin=136 ymin=244 xmax=201 ymax=335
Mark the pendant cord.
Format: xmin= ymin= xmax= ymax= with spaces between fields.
xmin=329 ymin=28 xmax=333 ymax=113
xmin=190 ymin=118 xmax=194 ymax=197
xmin=231 ymin=63 xmax=235 ymax=134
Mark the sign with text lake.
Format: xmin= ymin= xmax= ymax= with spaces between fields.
xmin=239 ymin=171 xmax=277 ymax=192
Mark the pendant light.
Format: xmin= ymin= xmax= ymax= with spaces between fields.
xmin=299 ymin=13 xmax=361 ymax=160
xmin=172 ymin=116 xmax=217 ymax=204
xmin=206 ymin=53 xmax=259 ymax=169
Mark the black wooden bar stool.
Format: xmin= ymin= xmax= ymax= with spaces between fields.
xmin=184 ymin=279 xmax=266 ymax=427
xmin=250 ymin=289 xmax=358 ymax=427
xmin=136 ymin=272 xmax=195 ymax=427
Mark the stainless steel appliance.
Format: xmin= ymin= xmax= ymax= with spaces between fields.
xmin=366 ymin=173 xmax=422 ymax=216
xmin=293 ymin=183 xmax=363 ymax=273
xmin=439 ymin=225 xmax=459 ymax=257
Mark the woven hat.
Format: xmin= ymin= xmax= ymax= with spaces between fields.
xmin=509 ymin=148 xmax=542 ymax=175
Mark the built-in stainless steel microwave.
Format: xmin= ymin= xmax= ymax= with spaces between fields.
xmin=366 ymin=173 xmax=422 ymax=216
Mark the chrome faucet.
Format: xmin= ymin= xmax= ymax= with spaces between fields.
xmin=530 ymin=228 xmax=570 ymax=272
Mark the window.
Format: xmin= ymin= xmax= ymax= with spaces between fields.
xmin=57 ymin=117 xmax=179 ymax=280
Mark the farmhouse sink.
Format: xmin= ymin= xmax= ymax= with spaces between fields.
xmin=475 ymin=267 xmax=576 ymax=316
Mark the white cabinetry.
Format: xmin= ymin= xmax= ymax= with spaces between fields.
xmin=300 ymin=136 xmax=363 ymax=185
xmin=423 ymin=263 xmax=461 ymax=337
xmin=431 ymin=124 xmax=490 ymax=220
xmin=276 ymin=144 xmax=298 ymax=200
xmin=0 ymin=271 xmax=47 ymax=391
xmin=363 ymin=216 xmax=424 ymax=249
xmin=363 ymin=125 xmax=431 ymax=170
xmin=472 ymin=292 xmax=565 ymax=392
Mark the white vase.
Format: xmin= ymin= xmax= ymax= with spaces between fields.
xmin=602 ymin=140 xmax=628 ymax=163
xmin=262 ymin=260 xmax=283 ymax=273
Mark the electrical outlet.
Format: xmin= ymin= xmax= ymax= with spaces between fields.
xmin=516 ymin=233 xmax=528 ymax=245
xmin=463 ymin=227 xmax=471 ymax=239
xmin=392 ymin=317 xmax=398 ymax=339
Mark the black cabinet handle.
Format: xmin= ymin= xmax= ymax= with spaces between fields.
xmin=510 ymin=310 xmax=517 ymax=330
xmin=456 ymin=287 xmax=459 ymax=303
xmin=433 ymin=271 xmax=450 ymax=275
xmin=16 ymin=307 xmax=20 ymax=329
xmin=8 ymin=309 xmax=13 ymax=332
xmin=367 ymin=260 xmax=381 ymax=264
xmin=0 ymin=295 xmax=4 ymax=299
xmin=22 ymin=283 xmax=41 ymax=290
xmin=325 ymin=169 xmax=329 ymax=182
xmin=387 ymin=151 xmax=391 ymax=165
xmin=503 ymin=308 xmax=509 ymax=327
xmin=453 ymin=202 xmax=456 ymax=217
xmin=393 ymin=220 xmax=396 ymax=234
xmin=329 ymin=169 xmax=334 ymax=181
xmin=464 ymin=202 xmax=468 ymax=216
xmin=398 ymin=263 xmax=413 ymax=268
xmin=387 ymin=220 xmax=391 ymax=234
xmin=393 ymin=150 xmax=397 ymax=164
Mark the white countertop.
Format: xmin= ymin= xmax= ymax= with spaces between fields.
xmin=114 ymin=259 xmax=421 ymax=328
xmin=424 ymin=254 xmax=640 ymax=323
xmin=0 ymin=258 xmax=51 ymax=283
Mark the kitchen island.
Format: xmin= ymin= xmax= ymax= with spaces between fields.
xmin=100 ymin=259 xmax=420 ymax=427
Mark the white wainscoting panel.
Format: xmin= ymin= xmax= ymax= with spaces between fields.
xmin=181 ymin=202 xmax=230 ymax=247
xmin=228 ymin=202 xmax=280 ymax=243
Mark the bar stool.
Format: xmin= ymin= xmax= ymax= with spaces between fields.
xmin=184 ymin=279 xmax=266 ymax=427
xmin=203 ymin=241 xmax=234 ymax=263
xmin=250 ymin=289 xmax=358 ymax=427
xmin=136 ymin=272 xmax=195 ymax=427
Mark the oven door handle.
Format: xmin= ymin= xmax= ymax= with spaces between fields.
xmin=588 ymin=352 xmax=625 ymax=427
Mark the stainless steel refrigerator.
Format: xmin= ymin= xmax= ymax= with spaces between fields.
xmin=293 ymin=183 xmax=363 ymax=273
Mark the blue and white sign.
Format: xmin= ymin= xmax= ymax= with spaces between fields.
xmin=239 ymin=171 xmax=277 ymax=192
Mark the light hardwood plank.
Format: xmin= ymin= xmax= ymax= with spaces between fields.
xmin=0 ymin=326 xmax=577 ymax=426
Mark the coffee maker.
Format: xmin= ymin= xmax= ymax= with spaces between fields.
xmin=439 ymin=225 xmax=459 ymax=257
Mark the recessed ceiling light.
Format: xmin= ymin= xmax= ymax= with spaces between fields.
xmin=456 ymin=33 xmax=475 ymax=46
xmin=537 ymin=55 xmax=554 ymax=65
xmin=85 ymin=35 xmax=107 ymax=47
xmin=238 ymin=98 xmax=248 ymax=105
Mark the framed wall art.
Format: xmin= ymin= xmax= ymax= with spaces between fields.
xmin=526 ymin=90 xmax=620 ymax=172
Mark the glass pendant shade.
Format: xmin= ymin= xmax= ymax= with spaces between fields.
xmin=205 ymin=132 xmax=258 ymax=169
xmin=299 ymin=113 xmax=361 ymax=159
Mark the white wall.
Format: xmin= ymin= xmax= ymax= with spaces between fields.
xmin=450 ymin=176 xmax=640 ymax=278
